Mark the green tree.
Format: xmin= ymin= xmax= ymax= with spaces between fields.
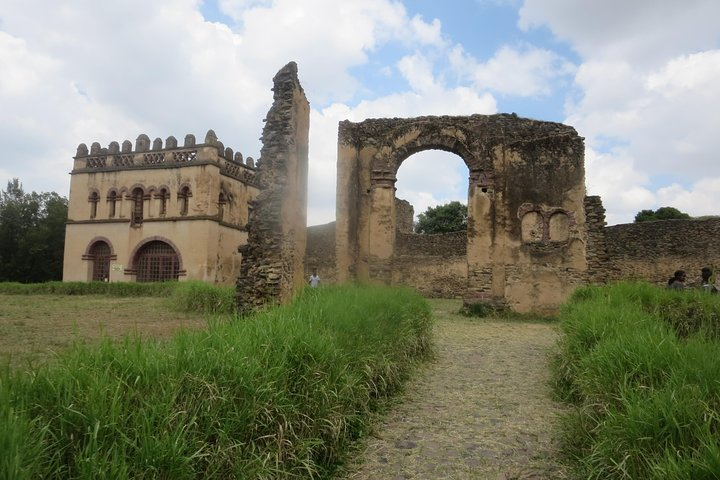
xmin=415 ymin=201 xmax=467 ymax=234
xmin=0 ymin=179 xmax=68 ymax=282
xmin=634 ymin=206 xmax=691 ymax=223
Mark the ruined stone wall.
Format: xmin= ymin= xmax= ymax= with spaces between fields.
xmin=395 ymin=198 xmax=414 ymax=233
xmin=395 ymin=230 xmax=466 ymax=256
xmin=393 ymin=230 xmax=467 ymax=297
xmin=237 ymin=62 xmax=309 ymax=313
xmin=306 ymin=222 xmax=337 ymax=284
xmin=336 ymin=113 xmax=587 ymax=315
xmin=604 ymin=217 xmax=720 ymax=287
xmin=584 ymin=195 xmax=612 ymax=283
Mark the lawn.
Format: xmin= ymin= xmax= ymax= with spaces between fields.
xmin=0 ymin=294 xmax=208 ymax=370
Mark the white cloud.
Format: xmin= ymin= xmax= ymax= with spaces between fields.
xmin=450 ymin=44 xmax=575 ymax=96
xmin=517 ymin=0 xmax=720 ymax=224
xmin=518 ymin=0 xmax=720 ymax=66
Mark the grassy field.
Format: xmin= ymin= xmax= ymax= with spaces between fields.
xmin=0 ymin=284 xmax=432 ymax=479
xmin=0 ymin=294 xmax=208 ymax=370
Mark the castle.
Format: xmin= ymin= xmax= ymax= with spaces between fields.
xmin=62 ymin=131 xmax=259 ymax=284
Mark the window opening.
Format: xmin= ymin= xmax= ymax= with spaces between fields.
xmin=89 ymin=191 xmax=99 ymax=219
xmin=218 ymin=192 xmax=227 ymax=221
xmin=178 ymin=186 xmax=191 ymax=216
xmin=107 ymin=191 xmax=117 ymax=218
xmin=135 ymin=241 xmax=180 ymax=282
xmin=89 ymin=241 xmax=111 ymax=281
xmin=131 ymin=188 xmax=144 ymax=226
xmin=157 ymin=188 xmax=169 ymax=216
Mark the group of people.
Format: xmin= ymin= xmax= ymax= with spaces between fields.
xmin=668 ymin=267 xmax=719 ymax=293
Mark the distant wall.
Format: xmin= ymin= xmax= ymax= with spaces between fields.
xmin=306 ymin=222 xmax=337 ymax=284
xmin=393 ymin=231 xmax=467 ymax=298
xmin=603 ymin=217 xmax=720 ymax=287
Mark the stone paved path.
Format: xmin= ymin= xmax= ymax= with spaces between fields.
xmin=344 ymin=300 xmax=570 ymax=480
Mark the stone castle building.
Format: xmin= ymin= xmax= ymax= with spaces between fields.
xmin=62 ymin=130 xmax=259 ymax=284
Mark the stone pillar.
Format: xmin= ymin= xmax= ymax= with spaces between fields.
xmin=236 ymin=62 xmax=309 ymax=314
xmin=366 ymin=175 xmax=395 ymax=283
xmin=335 ymin=127 xmax=358 ymax=283
xmin=465 ymin=172 xmax=496 ymax=303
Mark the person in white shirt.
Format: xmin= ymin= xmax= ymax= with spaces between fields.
xmin=308 ymin=268 xmax=320 ymax=288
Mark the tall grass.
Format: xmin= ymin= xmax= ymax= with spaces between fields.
xmin=553 ymin=281 xmax=720 ymax=479
xmin=0 ymin=285 xmax=432 ymax=479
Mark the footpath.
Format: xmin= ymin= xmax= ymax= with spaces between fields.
xmin=344 ymin=299 xmax=570 ymax=480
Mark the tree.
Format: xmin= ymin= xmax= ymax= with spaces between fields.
xmin=634 ymin=206 xmax=691 ymax=223
xmin=0 ymin=179 xmax=68 ymax=282
xmin=415 ymin=201 xmax=467 ymax=234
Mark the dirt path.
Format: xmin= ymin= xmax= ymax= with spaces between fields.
xmin=344 ymin=299 xmax=569 ymax=480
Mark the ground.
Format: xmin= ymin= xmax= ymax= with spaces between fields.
xmin=0 ymin=294 xmax=206 ymax=370
xmin=0 ymin=294 xmax=569 ymax=478
xmin=343 ymin=299 xmax=570 ymax=479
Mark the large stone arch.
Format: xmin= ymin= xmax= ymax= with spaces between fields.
xmin=336 ymin=113 xmax=588 ymax=314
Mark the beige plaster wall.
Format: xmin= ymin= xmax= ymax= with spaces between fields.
xmin=63 ymin=220 xmax=246 ymax=285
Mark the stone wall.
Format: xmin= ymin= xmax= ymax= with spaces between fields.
xmin=584 ymin=195 xmax=612 ymax=283
xmin=306 ymin=222 xmax=337 ymax=284
xmin=603 ymin=217 xmax=720 ymax=288
xmin=395 ymin=230 xmax=467 ymax=257
xmin=236 ymin=62 xmax=309 ymax=313
xmin=395 ymin=198 xmax=414 ymax=233
xmin=394 ymin=230 xmax=468 ymax=298
xmin=336 ymin=113 xmax=587 ymax=315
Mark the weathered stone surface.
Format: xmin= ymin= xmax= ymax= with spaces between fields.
xmin=336 ymin=113 xmax=587 ymax=314
xmin=587 ymin=211 xmax=720 ymax=288
xmin=236 ymin=62 xmax=309 ymax=314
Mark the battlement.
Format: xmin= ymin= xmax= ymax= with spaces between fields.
xmin=73 ymin=129 xmax=258 ymax=185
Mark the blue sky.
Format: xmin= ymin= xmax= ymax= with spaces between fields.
xmin=1 ymin=0 xmax=719 ymax=225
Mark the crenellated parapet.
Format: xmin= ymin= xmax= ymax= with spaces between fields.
xmin=74 ymin=129 xmax=259 ymax=186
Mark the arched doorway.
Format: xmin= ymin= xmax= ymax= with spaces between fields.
xmin=393 ymin=150 xmax=469 ymax=297
xmin=88 ymin=241 xmax=111 ymax=281
xmin=134 ymin=240 xmax=180 ymax=282
xmin=336 ymin=114 xmax=588 ymax=314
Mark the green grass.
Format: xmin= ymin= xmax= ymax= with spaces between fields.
xmin=552 ymin=281 xmax=720 ymax=479
xmin=0 ymin=284 xmax=432 ymax=479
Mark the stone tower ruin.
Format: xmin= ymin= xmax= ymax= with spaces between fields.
xmin=236 ymin=62 xmax=310 ymax=314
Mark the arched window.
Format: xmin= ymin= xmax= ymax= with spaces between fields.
xmin=89 ymin=241 xmax=111 ymax=281
xmin=218 ymin=192 xmax=227 ymax=221
xmin=156 ymin=188 xmax=169 ymax=216
xmin=178 ymin=186 xmax=191 ymax=216
xmin=131 ymin=188 xmax=144 ymax=226
xmin=135 ymin=240 xmax=180 ymax=282
xmin=548 ymin=212 xmax=570 ymax=242
xmin=521 ymin=211 xmax=544 ymax=243
xmin=107 ymin=191 xmax=117 ymax=218
xmin=89 ymin=191 xmax=99 ymax=219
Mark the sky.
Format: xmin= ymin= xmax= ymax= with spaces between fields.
xmin=1 ymin=0 xmax=719 ymax=226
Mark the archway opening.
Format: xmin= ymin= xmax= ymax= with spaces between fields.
xmin=88 ymin=241 xmax=111 ymax=281
xmin=134 ymin=240 xmax=180 ymax=282
xmin=395 ymin=150 xmax=469 ymax=233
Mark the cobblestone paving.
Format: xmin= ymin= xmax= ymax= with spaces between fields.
xmin=344 ymin=300 xmax=570 ymax=480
